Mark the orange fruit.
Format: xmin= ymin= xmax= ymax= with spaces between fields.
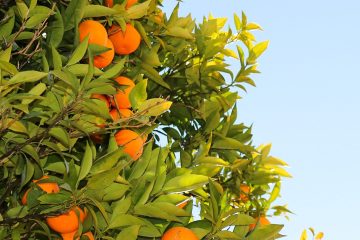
xmin=60 ymin=231 xmax=94 ymax=240
xmin=249 ymin=216 xmax=270 ymax=231
xmin=104 ymin=0 xmax=136 ymax=8
xmin=110 ymin=108 xmax=133 ymax=121
xmin=112 ymin=76 xmax=135 ymax=109
xmin=79 ymin=20 xmax=108 ymax=46
xmin=177 ymin=200 xmax=189 ymax=209
xmin=21 ymin=176 xmax=60 ymax=205
xmin=91 ymin=94 xmax=110 ymax=109
xmin=46 ymin=207 xmax=86 ymax=234
xmin=239 ymin=184 xmax=250 ymax=202
xmin=108 ymin=24 xmax=141 ymax=55
xmin=60 ymin=231 xmax=78 ymax=240
xmin=126 ymin=0 xmax=137 ymax=9
xmin=162 ymin=227 xmax=199 ymax=240
xmin=94 ymin=39 xmax=114 ymax=68
xmin=114 ymin=129 xmax=143 ymax=160
xmin=154 ymin=11 xmax=164 ymax=24
xmin=104 ymin=0 xmax=113 ymax=7
xmin=82 ymin=232 xmax=95 ymax=240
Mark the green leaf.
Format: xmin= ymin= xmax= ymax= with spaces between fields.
xmin=26 ymin=6 xmax=53 ymax=28
xmin=49 ymin=127 xmax=70 ymax=147
xmin=247 ymin=40 xmax=269 ymax=64
xmin=108 ymin=214 xmax=145 ymax=229
xmin=125 ymin=0 xmax=151 ymax=19
xmin=46 ymin=10 xmax=64 ymax=48
xmin=116 ymin=225 xmax=140 ymax=240
xmin=0 ymin=46 xmax=13 ymax=62
xmin=212 ymin=135 xmax=253 ymax=153
xmin=165 ymin=26 xmax=193 ymax=39
xmin=268 ymin=181 xmax=281 ymax=204
xmin=247 ymin=224 xmax=284 ymax=240
xmin=101 ymin=58 xmax=126 ymax=79
xmin=78 ymin=142 xmax=93 ymax=181
xmin=16 ymin=0 xmax=29 ymax=20
xmin=90 ymin=148 xmax=127 ymax=175
xmin=137 ymin=98 xmax=172 ymax=116
xmin=88 ymin=164 xmax=125 ymax=190
xmin=21 ymin=83 xmax=46 ymax=105
xmin=103 ymin=183 xmax=129 ymax=201
xmin=0 ymin=9 xmax=15 ymax=39
xmin=234 ymin=13 xmax=241 ymax=32
xmin=141 ymin=63 xmax=170 ymax=89
xmin=67 ymin=35 xmax=89 ymax=66
xmin=0 ymin=61 xmax=17 ymax=75
xmin=7 ymin=71 xmax=47 ymax=85
xmin=63 ymin=0 xmax=86 ymax=31
xmin=83 ymin=5 xmax=117 ymax=18
xmin=129 ymin=79 xmax=147 ymax=109
xmin=67 ymin=64 xmax=103 ymax=76
xmin=300 ymin=229 xmax=308 ymax=240
xmin=163 ymin=174 xmax=208 ymax=193
xmin=51 ymin=46 xmax=62 ymax=70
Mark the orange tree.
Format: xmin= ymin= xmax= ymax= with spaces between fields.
xmin=0 ymin=0 xmax=291 ymax=239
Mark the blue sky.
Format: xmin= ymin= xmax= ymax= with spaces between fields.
xmin=162 ymin=0 xmax=360 ymax=239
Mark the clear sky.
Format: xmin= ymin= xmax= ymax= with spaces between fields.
xmin=162 ymin=0 xmax=360 ymax=239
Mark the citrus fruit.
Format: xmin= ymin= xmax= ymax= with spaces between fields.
xmin=82 ymin=232 xmax=95 ymax=240
xmin=91 ymin=94 xmax=110 ymax=109
xmin=162 ymin=226 xmax=199 ymax=240
xmin=126 ymin=0 xmax=137 ymax=8
xmin=239 ymin=184 xmax=250 ymax=202
xmin=110 ymin=108 xmax=133 ymax=121
xmin=104 ymin=0 xmax=137 ymax=8
xmin=177 ymin=200 xmax=189 ymax=209
xmin=79 ymin=20 xmax=108 ymax=46
xmin=21 ymin=176 xmax=60 ymax=205
xmin=154 ymin=11 xmax=164 ymax=24
xmin=249 ymin=216 xmax=270 ymax=231
xmin=46 ymin=207 xmax=86 ymax=234
xmin=114 ymin=129 xmax=143 ymax=160
xmin=108 ymin=24 xmax=141 ymax=55
xmin=94 ymin=39 xmax=114 ymax=68
xmin=112 ymin=76 xmax=135 ymax=109
xmin=104 ymin=0 xmax=113 ymax=7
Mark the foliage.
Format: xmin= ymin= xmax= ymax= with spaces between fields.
xmin=300 ymin=228 xmax=324 ymax=240
xmin=0 ymin=0 xmax=291 ymax=239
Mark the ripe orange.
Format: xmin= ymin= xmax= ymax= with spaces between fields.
xmin=177 ymin=200 xmax=189 ymax=209
xmin=94 ymin=39 xmax=114 ymax=68
xmin=110 ymin=108 xmax=133 ymax=121
xmin=105 ymin=0 xmax=137 ymax=8
xmin=154 ymin=11 xmax=164 ymax=24
xmin=162 ymin=227 xmax=199 ymax=240
xmin=126 ymin=0 xmax=137 ymax=8
xmin=60 ymin=231 xmax=94 ymax=240
xmin=108 ymin=24 xmax=141 ymax=55
xmin=112 ymin=76 xmax=135 ymax=109
xmin=82 ymin=232 xmax=95 ymax=240
xmin=21 ymin=176 xmax=60 ymax=205
xmin=46 ymin=207 xmax=86 ymax=234
xmin=249 ymin=216 xmax=270 ymax=231
xmin=239 ymin=184 xmax=250 ymax=202
xmin=79 ymin=20 xmax=108 ymax=46
xmin=91 ymin=94 xmax=110 ymax=109
xmin=114 ymin=129 xmax=143 ymax=160
xmin=104 ymin=0 xmax=113 ymax=7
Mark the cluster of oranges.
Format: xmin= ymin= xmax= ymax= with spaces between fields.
xmin=21 ymin=176 xmax=94 ymax=239
xmin=78 ymin=0 xmax=145 ymax=161
xmin=90 ymin=75 xmax=145 ymax=161
xmin=78 ymin=0 xmax=141 ymax=69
